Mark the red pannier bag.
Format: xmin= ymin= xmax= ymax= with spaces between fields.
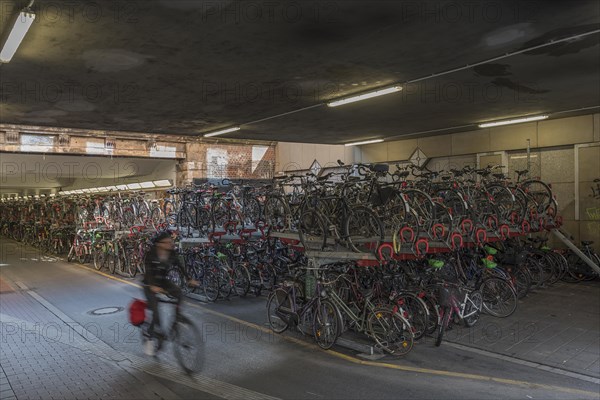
xmin=129 ymin=298 xmax=147 ymax=326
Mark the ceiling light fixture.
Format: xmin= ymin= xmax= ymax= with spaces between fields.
xmin=344 ymin=139 xmax=384 ymax=147
xmin=203 ymin=126 xmax=241 ymax=138
xmin=327 ymin=86 xmax=402 ymax=107
xmin=153 ymin=180 xmax=172 ymax=187
xmin=478 ymin=115 xmax=548 ymax=128
xmin=0 ymin=4 xmax=36 ymax=63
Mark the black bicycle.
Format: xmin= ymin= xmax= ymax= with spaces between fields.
xmin=139 ymin=292 xmax=204 ymax=374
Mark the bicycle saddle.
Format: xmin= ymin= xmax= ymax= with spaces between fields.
xmin=515 ymin=169 xmax=529 ymax=176
xmin=581 ymin=240 xmax=594 ymax=246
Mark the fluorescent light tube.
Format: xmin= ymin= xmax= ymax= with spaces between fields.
xmin=344 ymin=139 xmax=384 ymax=147
xmin=327 ymin=86 xmax=402 ymax=107
xmin=127 ymin=183 xmax=141 ymax=190
xmin=203 ymin=126 xmax=241 ymax=137
xmin=140 ymin=181 xmax=155 ymax=188
xmin=0 ymin=10 xmax=36 ymax=63
xmin=153 ymin=180 xmax=172 ymax=187
xmin=478 ymin=115 xmax=548 ymax=128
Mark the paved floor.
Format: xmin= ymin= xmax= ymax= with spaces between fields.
xmin=447 ymin=281 xmax=600 ymax=378
xmin=1 ymin=238 xmax=599 ymax=400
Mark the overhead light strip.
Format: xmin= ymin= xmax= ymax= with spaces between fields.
xmin=478 ymin=115 xmax=548 ymax=128
xmin=328 ymin=86 xmax=402 ymax=108
xmin=344 ymin=139 xmax=384 ymax=147
xmin=203 ymin=126 xmax=241 ymax=138
xmin=56 ymin=180 xmax=173 ymax=196
xmin=0 ymin=9 xmax=36 ymax=63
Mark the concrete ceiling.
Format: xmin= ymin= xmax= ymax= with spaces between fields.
xmin=0 ymin=0 xmax=599 ymax=144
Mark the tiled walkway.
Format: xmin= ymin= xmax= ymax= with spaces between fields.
xmin=447 ymin=281 xmax=600 ymax=378
xmin=0 ymin=288 xmax=167 ymax=399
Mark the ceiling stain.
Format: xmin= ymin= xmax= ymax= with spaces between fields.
xmin=491 ymin=78 xmax=550 ymax=94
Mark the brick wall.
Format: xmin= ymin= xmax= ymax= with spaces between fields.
xmin=177 ymin=143 xmax=276 ymax=185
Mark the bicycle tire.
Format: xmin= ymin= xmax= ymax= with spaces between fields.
xmin=202 ymin=268 xmax=220 ymax=302
xmin=266 ymin=288 xmax=291 ymax=333
xmin=173 ymin=315 xmax=204 ymax=374
xmin=298 ymin=210 xmax=327 ymax=251
xmin=435 ymin=306 xmax=451 ymax=347
xmin=344 ymin=205 xmax=384 ymax=254
xmin=368 ymin=308 xmax=414 ymax=356
xmin=394 ymin=292 xmax=429 ymax=341
xmin=232 ymin=263 xmax=251 ymax=297
xmin=93 ymin=245 xmax=106 ymax=271
xmin=463 ymin=290 xmax=483 ymax=327
xmin=480 ymin=277 xmax=518 ymax=318
xmin=313 ymin=300 xmax=340 ymax=350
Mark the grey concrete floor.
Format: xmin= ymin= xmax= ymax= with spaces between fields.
xmin=1 ymin=238 xmax=599 ymax=400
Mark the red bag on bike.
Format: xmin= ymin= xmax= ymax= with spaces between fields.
xmin=129 ymin=298 xmax=147 ymax=326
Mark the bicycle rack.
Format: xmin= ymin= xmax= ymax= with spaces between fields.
xmin=551 ymin=228 xmax=600 ymax=274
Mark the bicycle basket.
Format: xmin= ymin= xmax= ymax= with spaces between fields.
xmin=129 ymin=298 xmax=147 ymax=326
xmin=437 ymin=286 xmax=453 ymax=307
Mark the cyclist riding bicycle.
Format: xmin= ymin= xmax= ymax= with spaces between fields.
xmin=143 ymin=231 xmax=197 ymax=343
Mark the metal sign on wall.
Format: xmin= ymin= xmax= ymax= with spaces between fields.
xmin=409 ymin=147 xmax=429 ymax=169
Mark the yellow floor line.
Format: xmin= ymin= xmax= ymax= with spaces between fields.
xmin=72 ymin=262 xmax=599 ymax=397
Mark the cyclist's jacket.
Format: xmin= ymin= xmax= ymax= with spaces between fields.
xmin=143 ymin=249 xmax=182 ymax=287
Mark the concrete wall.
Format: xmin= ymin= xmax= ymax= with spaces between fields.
xmin=275 ymin=142 xmax=355 ymax=172
xmin=356 ymin=114 xmax=598 ymax=163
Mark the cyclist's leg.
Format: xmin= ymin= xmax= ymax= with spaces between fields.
xmin=143 ymin=285 xmax=161 ymax=335
xmin=164 ymin=281 xmax=183 ymax=315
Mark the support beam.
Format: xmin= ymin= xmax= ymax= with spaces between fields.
xmin=551 ymin=229 xmax=600 ymax=274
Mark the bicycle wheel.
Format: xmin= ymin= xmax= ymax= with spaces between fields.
xmin=243 ymin=197 xmax=262 ymax=228
xmin=463 ymin=290 xmax=483 ymax=327
xmin=232 ymin=263 xmax=251 ymax=297
xmin=93 ymin=245 xmax=106 ymax=271
xmin=394 ymin=293 xmax=429 ymax=341
xmin=344 ymin=205 xmax=384 ymax=254
xmin=521 ymin=180 xmax=553 ymax=214
xmin=479 ymin=277 xmax=518 ymax=318
xmin=266 ymin=288 xmax=291 ymax=333
xmin=298 ymin=210 xmax=327 ymax=251
xmin=511 ymin=266 xmax=531 ymax=299
xmin=435 ymin=306 xmax=451 ymax=347
xmin=313 ymin=300 xmax=340 ymax=350
xmin=263 ymin=196 xmax=288 ymax=231
xmin=368 ymin=308 xmax=414 ymax=356
xmin=173 ymin=315 xmax=204 ymax=374
xmin=202 ymin=267 xmax=220 ymax=302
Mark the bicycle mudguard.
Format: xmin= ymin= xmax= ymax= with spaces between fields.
xmin=475 ymin=229 xmax=487 ymax=245
xmin=499 ymin=224 xmax=510 ymax=240
xmin=415 ymin=238 xmax=429 ymax=256
xmin=450 ymin=232 xmax=463 ymax=250
xmin=461 ymin=219 xmax=473 ymax=234
xmin=487 ymin=215 xmax=498 ymax=230
xmin=377 ymin=243 xmax=394 ymax=261
xmin=400 ymin=226 xmax=415 ymax=243
xmin=521 ymin=220 xmax=530 ymax=234
xmin=432 ymin=224 xmax=445 ymax=240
